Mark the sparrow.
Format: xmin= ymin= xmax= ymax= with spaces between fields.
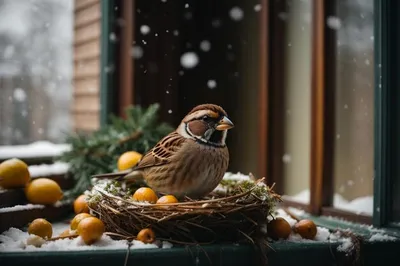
xmin=93 ymin=104 xmax=234 ymax=199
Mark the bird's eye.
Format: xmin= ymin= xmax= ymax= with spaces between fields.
xmin=202 ymin=115 xmax=209 ymax=121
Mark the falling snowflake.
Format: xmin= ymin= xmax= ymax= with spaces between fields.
xmin=140 ymin=25 xmax=150 ymax=35
xmin=326 ymin=16 xmax=342 ymax=30
xmin=180 ymin=52 xmax=199 ymax=69
xmin=13 ymin=88 xmax=27 ymax=102
xmin=131 ymin=46 xmax=143 ymax=59
xmin=200 ymin=40 xmax=211 ymax=52
xmin=254 ymin=4 xmax=262 ymax=12
xmin=207 ymin=80 xmax=217 ymax=89
xmin=229 ymin=7 xmax=244 ymax=21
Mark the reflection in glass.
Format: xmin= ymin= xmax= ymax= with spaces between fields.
xmin=282 ymin=0 xmax=312 ymax=203
xmin=332 ymin=0 xmax=374 ymax=215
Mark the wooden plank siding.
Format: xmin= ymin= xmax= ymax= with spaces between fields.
xmin=72 ymin=0 xmax=101 ymax=132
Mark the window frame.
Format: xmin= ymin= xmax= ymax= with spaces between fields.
xmin=100 ymin=0 xmax=399 ymax=228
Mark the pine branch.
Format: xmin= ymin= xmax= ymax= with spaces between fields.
xmin=57 ymin=104 xmax=174 ymax=200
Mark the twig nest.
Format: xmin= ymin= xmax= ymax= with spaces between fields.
xmin=293 ymin=219 xmax=317 ymax=240
xmin=137 ymin=228 xmax=155 ymax=244
xmin=267 ymin=217 xmax=291 ymax=240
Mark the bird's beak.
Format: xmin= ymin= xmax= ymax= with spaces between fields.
xmin=215 ymin=116 xmax=234 ymax=131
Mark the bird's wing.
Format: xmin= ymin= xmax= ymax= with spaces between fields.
xmin=134 ymin=131 xmax=186 ymax=170
xmin=91 ymin=132 xmax=186 ymax=180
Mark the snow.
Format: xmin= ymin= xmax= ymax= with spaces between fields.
xmin=0 ymin=141 xmax=71 ymax=160
xmin=326 ymin=16 xmax=342 ymax=30
xmin=0 ymin=227 xmax=173 ymax=252
xmin=140 ymin=25 xmax=150 ymax=35
xmin=282 ymin=189 xmax=373 ymax=215
xmin=13 ymin=88 xmax=27 ymax=102
xmin=28 ymin=161 xmax=70 ymax=177
xmin=180 ymin=52 xmax=199 ymax=69
xmin=131 ymin=45 xmax=143 ymax=59
xmin=222 ymin=172 xmax=251 ymax=182
xmin=207 ymin=80 xmax=216 ymax=89
xmin=368 ymin=233 xmax=397 ymax=242
xmin=337 ymin=237 xmax=353 ymax=252
xmin=254 ymin=4 xmax=262 ymax=12
xmin=0 ymin=204 xmax=45 ymax=214
xmin=199 ymin=40 xmax=211 ymax=52
xmin=229 ymin=7 xmax=244 ymax=21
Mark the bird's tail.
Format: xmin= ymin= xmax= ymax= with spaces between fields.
xmin=92 ymin=169 xmax=145 ymax=184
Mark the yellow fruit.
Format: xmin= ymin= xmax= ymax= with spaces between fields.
xmin=28 ymin=218 xmax=53 ymax=239
xmin=0 ymin=158 xmax=30 ymax=189
xmin=117 ymin=151 xmax=142 ymax=171
xmin=267 ymin=217 xmax=292 ymax=240
xmin=293 ymin=219 xmax=317 ymax=240
xmin=136 ymin=228 xmax=155 ymax=244
xmin=132 ymin=187 xmax=158 ymax=203
xmin=70 ymin=213 xmax=92 ymax=230
xmin=74 ymin=194 xmax=90 ymax=214
xmin=156 ymin=195 xmax=178 ymax=205
xmin=25 ymin=178 xmax=63 ymax=204
xmin=77 ymin=217 xmax=105 ymax=245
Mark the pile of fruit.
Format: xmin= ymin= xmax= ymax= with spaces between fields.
xmin=0 ymin=158 xmax=63 ymax=205
xmin=267 ymin=216 xmax=318 ymax=240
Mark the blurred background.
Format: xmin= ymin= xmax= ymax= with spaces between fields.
xmin=0 ymin=0 xmax=374 ymax=217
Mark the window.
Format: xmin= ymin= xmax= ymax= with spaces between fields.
xmin=102 ymin=0 xmax=400 ymax=229
xmin=0 ymin=0 xmax=73 ymax=147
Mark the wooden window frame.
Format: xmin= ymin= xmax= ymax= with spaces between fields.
xmin=265 ymin=0 xmax=378 ymax=225
xmin=101 ymin=0 xmax=399 ymax=228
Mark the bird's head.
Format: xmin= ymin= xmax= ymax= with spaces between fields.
xmin=177 ymin=104 xmax=234 ymax=147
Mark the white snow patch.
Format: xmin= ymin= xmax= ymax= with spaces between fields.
xmin=180 ymin=52 xmax=199 ymax=69
xmin=0 ymin=223 xmax=173 ymax=252
xmin=0 ymin=141 xmax=71 ymax=160
xmin=0 ymin=204 xmax=45 ymax=214
xmin=368 ymin=233 xmax=397 ymax=242
xmin=337 ymin=237 xmax=353 ymax=252
xmin=28 ymin=161 xmax=70 ymax=177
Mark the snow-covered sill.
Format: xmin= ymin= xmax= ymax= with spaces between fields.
xmin=0 ymin=141 xmax=71 ymax=160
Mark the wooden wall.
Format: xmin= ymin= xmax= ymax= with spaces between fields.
xmin=72 ymin=0 xmax=102 ymax=132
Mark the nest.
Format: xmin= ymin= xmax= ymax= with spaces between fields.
xmin=86 ymin=176 xmax=282 ymax=246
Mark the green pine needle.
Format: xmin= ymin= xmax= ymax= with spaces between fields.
xmin=57 ymin=103 xmax=174 ymax=200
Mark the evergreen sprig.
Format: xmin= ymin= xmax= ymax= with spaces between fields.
xmin=58 ymin=103 xmax=174 ymax=200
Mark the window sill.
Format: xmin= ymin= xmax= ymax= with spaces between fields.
xmin=1 ymin=239 xmax=399 ymax=266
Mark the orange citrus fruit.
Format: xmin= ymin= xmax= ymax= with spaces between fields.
xmin=132 ymin=187 xmax=158 ymax=203
xmin=70 ymin=213 xmax=92 ymax=230
xmin=136 ymin=228 xmax=155 ymax=244
xmin=293 ymin=219 xmax=317 ymax=240
xmin=0 ymin=158 xmax=30 ymax=189
xmin=117 ymin=151 xmax=142 ymax=171
xmin=156 ymin=195 xmax=178 ymax=205
xmin=73 ymin=194 xmax=90 ymax=214
xmin=28 ymin=218 xmax=53 ymax=239
xmin=77 ymin=217 xmax=105 ymax=245
xmin=267 ymin=217 xmax=292 ymax=240
xmin=25 ymin=178 xmax=63 ymax=204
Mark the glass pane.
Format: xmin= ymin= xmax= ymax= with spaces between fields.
xmin=0 ymin=0 xmax=73 ymax=145
xmin=332 ymin=0 xmax=374 ymax=215
xmin=281 ymin=0 xmax=312 ymax=203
